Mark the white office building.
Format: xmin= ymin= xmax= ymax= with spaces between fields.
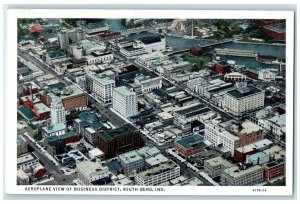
xmin=50 ymin=96 xmax=66 ymax=125
xmin=134 ymin=161 xmax=180 ymax=186
xmin=87 ymin=73 xmax=115 ymax=104
xmin=113 ymin=86 xmax=138 ymax=118
xmin=223 ymin=85 xmax=265 ymax=116
xmin=134 ymin=74 xmax=162 ymax=93
xmin=118 ymin=150 xmax=144 ymax=176
xmin=204 ymin=121 xmax=240 ymax=156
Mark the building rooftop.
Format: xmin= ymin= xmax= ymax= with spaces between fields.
xmin=263 ymin=146 xmax=285 ymax=160
xmin=229 ymin=120 xmax=263 ymax=135
xmin=119 ymin=150 xmax=143 ymax=164
xmin=175 ymin=103 xmax=211 ymax=118
xmin=47 ymin=131 xmax=77 ymax=143
xmin=17 ymin=153 xmax=38 ymax=166
xmin=106 ymin=161 xmax=122 ymax=172
xmin=49 ymin=85 xmax=85 ymax=100
xmin=227 ymin=85 xmax=262 ymax=99
xmin=247 ymin=152 xmax=268 ymax=162
xmin=264 ymin=159 xmax=285 ymax=168
xmin=223 ymin=165 xmax=263 ymax=178
xmin=42 ymin=123 xmax=66 ymax=134
xmin=136 ymin=146 xmax=160 ymax=158
xmin=205 ymin=156 xmax=233 ymax=167
xmin=35 ymin=103 xmax=50 ymax=114
xmin=137 ymin=161 xmax=178 ymax=179
xmin=18 ymin=106 xmax=37 ymax=121
xmin=114 ymin=86 xmax=136 ymax=96
xmin=235 ymin=139 xmax=273 ymax=153
xmin=175 ymin=134 xmax=205 ymax=150
xmin=99 ymin=123 xmax=138 ymax=141
xmin=89 ymin=148 xmax=104 ymax=158
xmin=264 ymin=23 xmax=286 ymax=34
xmin=76 ymin=159 xmax=108 ymax=176
xmin=145 ymin=154 xmax=169 ymax=166
xmin=47 ymin=50 xmax=66 ymax=59
xmin=88 ymin=73 xmax=115 ymax=86
xmin=17 ymin=169 xmax=29 ymax=179
xmin=267 ymin=114 xmax=286 ymax=128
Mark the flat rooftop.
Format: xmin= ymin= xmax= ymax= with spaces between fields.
xmin=223 ymin=165 xmax=263 ymax=178
xmin=99 ymin=123 xmax=138 ymax=141
xmin=176 ymin=134 xmax=205 ymax=150
xmin=227 ymin=85 xmax=262 ymax=99
xmin=119 ymin=150 xmax=143 ymax=164
xmin=114 ymin=86 xmax=136 ymax=96
xmin=229 ymin=120 xmax=263 ymax=135
xmin=17 ymin=153 xmax=38 ymax=166
xmin=137 ymin=161 xmax=178 ymax=179
xmin=205 ymin=156 xmax=233 ymax=167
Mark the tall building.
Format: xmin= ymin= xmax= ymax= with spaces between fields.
xmin=86 ymin=73 xmax=115 ymax=104
xmin=113 ymin=86 xmax=138 ymax=118
xmin=17 ymin=135 xmax=28 ymax=156
xmin=96 ymin=124 xmax=141 ymax=159
xmin=58 ymin=28 xmax=86 ymax=50
xmin=50 ymin=96 xmax=66 ymax=125
xmin=204 ymin=121 xmax=240 ymax=156
xmin=223 ymin=85 xmax=265 ymax=116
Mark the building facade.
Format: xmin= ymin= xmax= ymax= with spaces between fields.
xmin=134 ymin=161 xmax=180 ymax=186
xmin=118 ymin=150 xmax=144 ymax=176
xmin=223 ymin=85 xmax=265 ymax=116
xmin=113 ymin=86 xmax=138 ymax=118
xmin=204 ymin=156 xmax=234 ymax=178
xmin=221 ymin=165 xmax=264 ymax=186
xmin=77 ymin=160 xmax=110 ymax=185
xmin=96 ymin=124 xmax=141 ymax=159
xmin=50 ymin=96 xmax=66 ymax=125
xmin=17 ymin=135 xmax=28 ymax=156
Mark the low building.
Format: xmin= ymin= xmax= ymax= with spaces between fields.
xmin=261 ymin=23 xmax=285 ymax=41
xmin=112 ymin=174 xmax=134 ymax=186
xmin=204 ymin=156 xmax=234 ymax=178
xmin=89 ymin=148 xmax=105 ymax=161
xmin=17 ymin=169 xmax=30 ymax=185
xmin=85 ymin=51 xmax=113 ymax=65
xmin=214 ymin=61 xmax=231 ymax=74
xmin=118 ymin=150 xmax=144 ymax=176
xmin=134 ymin=161 xmax=180 ymax=186
xmin=46 ymin=131 xmax=80 ymax=145
xmin=80 ymin=22 xmax=109 ymax=35
xmin=156 ymin=61 xmax=192 ymax=77
xmin=263 ymin=114 xmax=286 ymax=140
xmin=221 ymin=165 xmax=264 ymax=186
xmin=17 ymin=153 xmax=39 ymax=170
xmin=96 ymin=124 xmax=141 ymax=159
xmin=234 ymin=139 xmax=273 ymax=162
xmin=246 ymin=152 xmax=270 ymax=165
xmin=174 ymin=134 xmax=208 ymax=157
xmin=134 ymin=35 xmax=166 ymax=53
xmin=135 ymin=51 xmax=169 ymax=67
xmin=17 ymin=135 xmax=28 ymax=156
xmin=77 ymin=160 xmax=111 ymax=185
xmin=134 ymin=73 xmax=162 ymax=94
xmin=264 ymin=160 xmax=285 ymax=181
xmin=258 ymin=69 xmax=277 ymax=81
xmin=145 ymin=154 xmax=169 ymax=167
xmin=42 ymin=123 xmax=66 ymax=137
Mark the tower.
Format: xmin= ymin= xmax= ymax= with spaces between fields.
xmin=50 ymin=96 xmax=66 ymax=125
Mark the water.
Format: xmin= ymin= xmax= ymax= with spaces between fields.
xmin=106 ymin=19 xmax=286 ymax=74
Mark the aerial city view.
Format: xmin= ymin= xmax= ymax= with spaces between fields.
xmin=17 ymin=18 xmax=286 ymax=187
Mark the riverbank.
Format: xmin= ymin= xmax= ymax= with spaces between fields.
xmin=233 ymin=39 xmax=285 ymax=47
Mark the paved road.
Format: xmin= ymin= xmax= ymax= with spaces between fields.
xmin=17 ymin=49 xmax=72 ymax=86
xmin=24 ymin=134 xmax=77 ymax=185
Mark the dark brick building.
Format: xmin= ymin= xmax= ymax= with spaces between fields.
xmin=96 ymin=123 xmax=141 ymax=159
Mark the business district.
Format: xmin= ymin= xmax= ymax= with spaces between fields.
xmin=17 ymin=18 xmax=286 ymax=187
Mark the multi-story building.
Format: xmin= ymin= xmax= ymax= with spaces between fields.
xmin=134 ymin=161 xmax=180 ymax=186
xmin=17 ymin=135 xmax=28 ymax=156
xmin=50 ymin=95 xmax=66 ymax=125
xmin=134 ymin=74 xmax=162 ymax=94
xmin=246 ymin=152 xmax=270 ymax=165
xmin=85 ymin=51 xmax=114 ymax=65
xmin=96 ymin=124 xmax=141 ymax=159
xmin=221 ymin=165 xmax=264 ymax=186
xmin=204 ymin=121 xmax=240 ymax=156
xmin=57 ymin=28 xmax=86 ymax=50
xmin=44 ymin=85 xmax=88 ymax=114
xmin=118 ymin=150 xmax=144 ymax=176
xmin=17 ymin=169 xmax=30 ymax=185
xmin=113 ymin=86 xmax=138 ymax=118
xmin=223 ymin=85 xmax=265 ymax=116
xmin=227 ymin=120 xmax=264 ymax=147
xmin=76 ymin=160 xmax=110 ymax=185
xmin=72 ymin=39 xmax=106 ymax=59
xmin=134 ymin=36 xmax=166 ymax=53
xmin=262 ymin=114 xmax=286 ymax=140
xmin=204 ymin=156 xmax=234 ymax=178
xmin=135 ymin=51 xmax=169 ymax=67
xmin=86 ymin=73 xmax=115 ymax=104
xmin=17 ymin=153 xmax=39 ymax=170
xmin=174 ymin=134 xmax=209 ymax=157
xmin=264 ymin=160 xmax=285 ymax=181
